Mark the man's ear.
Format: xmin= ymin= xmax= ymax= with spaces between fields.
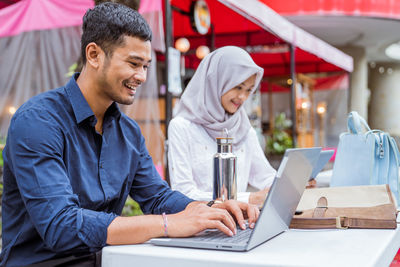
xmin=85 ymin=42 xmax=103 ymax=69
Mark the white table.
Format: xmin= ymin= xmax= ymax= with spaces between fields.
xmin=102 ymin=221 xmax=400 ymax=267
xmin=103 ymin=169 xmax=400 ymax=267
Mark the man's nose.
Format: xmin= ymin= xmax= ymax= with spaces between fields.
xmin=134 ymin=67 xmax=147 ymax=83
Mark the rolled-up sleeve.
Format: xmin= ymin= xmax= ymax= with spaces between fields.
xmin=8 ymin=109 xmax=117 ymax=251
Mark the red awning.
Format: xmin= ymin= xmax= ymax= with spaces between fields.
xmin=170 ymin=0 xmax=353 ymax=76
xmin=260 ymin=73 xmax=349 ymax=93
xmin=260 ymin=0 xmax=400 ymax=20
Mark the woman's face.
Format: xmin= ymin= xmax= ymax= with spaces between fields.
xmin=221 ymin=74 xmax=257 ymax=114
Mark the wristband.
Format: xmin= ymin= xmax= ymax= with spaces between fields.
xmin=162 ymin=212 xmax=168 ymax=237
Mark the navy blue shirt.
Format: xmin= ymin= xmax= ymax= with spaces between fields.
xmin=0 ymin=75 xmax=193 ymax=266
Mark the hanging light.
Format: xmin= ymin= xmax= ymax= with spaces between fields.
xmin=317 ymin=102 xmax=327 ymax=115
xmin=370 ymin=62 xmax=376 ymax=68
xmin=301 ymin=100 xmax=310 ymax=110
xmin=175 ymin=37 xmax=190 ymax=53
xmin=385 ymin=42 xmax=400 ymax=61
xmin=196 ymin=45 xmax=210 ymax=59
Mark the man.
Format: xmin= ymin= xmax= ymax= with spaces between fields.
xmin=0 ymin=3 xmax=259 ymax=266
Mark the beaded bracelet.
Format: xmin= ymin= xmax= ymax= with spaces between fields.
xmin=162 ymin=212 xmax=168 ymax=237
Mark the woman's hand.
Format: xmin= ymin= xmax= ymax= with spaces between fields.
xmin=249 ymin=187 xmax=269 ymax=207
xmin=307 ymin=178 xmax=317 ymax=188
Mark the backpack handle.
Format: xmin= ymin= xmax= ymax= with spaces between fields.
xmin=348 ymin=111 xmax=371 ymax=134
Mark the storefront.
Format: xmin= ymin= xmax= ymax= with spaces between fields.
xmin=162 ymin=0 xmax=353 ymax=159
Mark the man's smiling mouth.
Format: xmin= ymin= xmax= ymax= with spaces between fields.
xmin=124 ymin=82 xmax=138 ymax=95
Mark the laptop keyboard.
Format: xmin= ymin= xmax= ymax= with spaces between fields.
xmin=193 ymin=226 xmax=253 ymax=244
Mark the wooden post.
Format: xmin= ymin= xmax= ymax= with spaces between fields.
xmin=290 ymin=44 xmax=297 ymax=148
xmin=164 ymin=0 xmax=173 ymax=186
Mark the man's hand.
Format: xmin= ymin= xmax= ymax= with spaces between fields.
xmin=211 ymin=199 xmax=260 ymax=230
xmin=167 ymin=200 xmax=259 ymax=238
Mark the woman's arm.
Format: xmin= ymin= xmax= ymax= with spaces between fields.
xmin=168 ymin=118 xmax=213 ymax=200
xmin=247 ymin=129 xmax=276 ymax=206
xmin=248 ymin=128 xmax=276 ymax=188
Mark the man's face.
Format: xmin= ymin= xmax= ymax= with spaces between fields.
xmin=98 ymin=36 xmax=152 ymax=105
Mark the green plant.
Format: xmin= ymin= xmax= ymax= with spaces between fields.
xmin=122 ymin=196 xmax=143 ymax=216
xmin=266 ymin=113 xmax=293 ymax=154
xmin=0 ymin=137 xmax=5 ymax=169
xmin=65 ymin=63 xmax=78 ymax=78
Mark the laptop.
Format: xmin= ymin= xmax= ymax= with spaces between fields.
xmin=309 ymin=149 xmax=334 ymax=180
xmin=151 ymin=147 xmax=321 ymax=251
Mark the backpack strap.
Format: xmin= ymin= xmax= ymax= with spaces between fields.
xmin=348 ymin=111 xmax=371 ymax=134
xmin=389 ymin=137 xmax=400 ymax=166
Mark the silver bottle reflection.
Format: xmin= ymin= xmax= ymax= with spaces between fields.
xmin=213 ymin=135 xmax=237 ymax=201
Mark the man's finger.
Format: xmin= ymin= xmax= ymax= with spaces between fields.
xmin=209 ymin=203 xmax=236 ymax=227
xmin=208 ymin=220 xmax=234 ymax=237
xmin=226 ymin=201 xmax=246 ymax=230
xmin=217 ymin=209 xmax=237 ymax=234
xmin=207 ymin=208 xmax=236 ymax=233
xmin=246 ymin=204 xmax=259 ymax=228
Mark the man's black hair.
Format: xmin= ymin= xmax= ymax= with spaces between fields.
xmin=95 ymin=0 xmax=140 ymax=11
xmin=81 ymin=2 xmax=152 ymax=65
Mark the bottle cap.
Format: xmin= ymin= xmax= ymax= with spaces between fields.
xmin=216 ymin=137 xmax=233 ymax=145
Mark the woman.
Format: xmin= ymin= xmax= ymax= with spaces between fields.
xmin=168 ymin=46 xmax=276 ymax=206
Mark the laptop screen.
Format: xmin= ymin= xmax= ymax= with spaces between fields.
xmin=247 ymin=148 xmax=321 ymax=250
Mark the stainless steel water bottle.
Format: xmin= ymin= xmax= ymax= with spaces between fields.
xmin=213 ymin=136 xmax=237 ymax=201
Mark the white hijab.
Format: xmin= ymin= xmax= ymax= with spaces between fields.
xmin=174 ymin=46 xmax=264 ymax=146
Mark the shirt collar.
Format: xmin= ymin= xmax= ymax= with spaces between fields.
xmin=105 ymin=102 xmax=122 ymax=121
xmin=65 ymin=73 xmax=121 ymax=126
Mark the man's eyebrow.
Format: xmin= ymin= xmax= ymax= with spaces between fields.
xmin=127 ymin=55 xmax=152 ymax=63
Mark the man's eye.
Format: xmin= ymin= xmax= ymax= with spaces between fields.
xmin=236 ymin=86 xmax=242 ymax=90
xmin=143 ymin=65 xmax=149 ymax=70
xmin=130 ymin=62 xmax=138 ymax=67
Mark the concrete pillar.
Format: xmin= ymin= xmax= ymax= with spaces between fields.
xmin=369 ymin=63 xmax=400 ymax=136
xmin=340 ymin=46 xmax=370 ymax=120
